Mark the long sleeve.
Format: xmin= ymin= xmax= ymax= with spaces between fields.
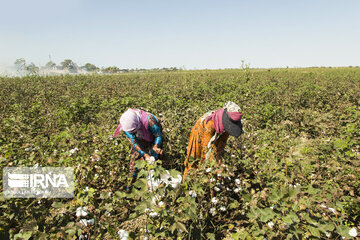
xmin=124 ymin=131 xmax=147 ymax=157
xmin=148 ymin=114 xmax=163 ymax=147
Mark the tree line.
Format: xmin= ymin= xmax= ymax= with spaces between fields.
xmin=13 ymin=58 xmax=180 ymax=75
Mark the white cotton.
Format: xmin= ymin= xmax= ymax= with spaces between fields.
xmin=328 ymin=208 xmax=336 ymax=214
xmin=268 ymin=221 xmax=274 ymax=228
xmin=210 ymin=207 xmax=217 ymax=216
xmin=349 ymin=227 xmax=357 ymax=237
xmin=118 ymin=229 xmax=129 ymax=240
xmin=214 ymin=186 xmax=220 ymax=192
xmin=76 ymin=207 xmax=88 ymax=217
xmin=148 ymin=156 xmax=155 ymax=164
xmin=78 ymin=234 xmax=88 ymax=240
xmin=79 ymin=218 xmax=94 ymax=226
xmin=211 ymin=197 xmax=218 ymax=205
xmin=149 ymin=212 xmax=159 ymax=218
xmin=220 ymin=206 xmax=226 ymax=212
xmin=206 ymin=168 xmax=212 ymax=173
xmin=147 ymin=170 xmax=182 ymax=192
xmin=189 ymin=190 xmax=197 ymax=198
xmin=235 ymin=179 xmax=241 ymax=185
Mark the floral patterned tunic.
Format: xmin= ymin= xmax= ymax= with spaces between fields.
xmin=184 ymin=111 xmax=229 ymax=176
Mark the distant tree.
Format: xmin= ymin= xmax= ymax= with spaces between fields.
xmin=45 ymin=61 xmax=56 ymax=69
xmin=102 ymin=66 xmax=120 ymax=74
xmin=61 ymin=59 xmax=77 ymax=72
xmin=14 ymin=58 xmax=26 ymax=71
xmin=83 ymin=63 xmax=99 ymax=72
xmin=25 ymin=62 xmax=39 ymax=75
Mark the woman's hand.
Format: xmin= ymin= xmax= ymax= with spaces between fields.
xmin=144 ymin=154 xmax=151 ymax=162
xmin=152 ymin=146 xmax=163 ymax=155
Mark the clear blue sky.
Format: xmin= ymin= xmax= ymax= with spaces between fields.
xmin=1 ymin=0 xmax=359 ymax=69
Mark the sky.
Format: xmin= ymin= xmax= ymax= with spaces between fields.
xmin=1 ymin=0 xmax=360 ymax=70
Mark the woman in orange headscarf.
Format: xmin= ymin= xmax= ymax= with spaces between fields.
xmin=184 ymin=102 xmax=243 ymax=178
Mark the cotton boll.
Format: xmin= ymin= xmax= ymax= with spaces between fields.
xmin=118 ymin=229 xmax=129 ymax=240
xmin=79 ymin=218 xmax=94 ymax=227
xmin=328 ymin=208 xmax=336 ymax=214
xmin=76 ymin=207 xmax=88 ymax=217
xmin=211 ymin=197 xmax=218 ymax=205
xmin=149 ymin=212 xmax=159 ymax=218
xmin=267 ymin=221 xmax=274 ymax=228
xmin=78 ymin=234 xmax=88 ymax=240
xmin=210 ymin=207 xmax=217 ymax=216
xmin=188 ymin=190 xmax=197 ymax=198
xmin=349 ymin=227 xmax=357 ymax=237
xmin=149 ymin=156 xmax=155 ymax=164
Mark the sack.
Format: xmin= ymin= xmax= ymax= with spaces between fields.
xmin=147 ymin=170 xmax=182 ymax=192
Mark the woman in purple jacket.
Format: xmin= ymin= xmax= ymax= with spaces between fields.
xmin=113 ymin=109 xmax=163 ymax=175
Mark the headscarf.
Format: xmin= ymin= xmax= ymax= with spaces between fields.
xmin=113 ymin=109 xmax=154 ymax=142
xmin=205 ymin=101 xmax=242 ymax=135
xmin=113 ymin=109 xmax=141 ymax=137
xmin=206 ymin=108 xmax=226 ymax=134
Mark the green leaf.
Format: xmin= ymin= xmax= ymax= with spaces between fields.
xmin=308 ymin=226 xmax=320 ymax=238
xmin=259 ymin=208 xmax=276 ymax=222
xmin=336 ymin=225 xmax=351 ymax=238
xmin=318 ymin=223 xmax=335 ymax=232
xmin=334 ymin=139 xmax=347 ymax=150
xmin=175 ymin=221 xmax=188 ymax=233
xmin=283 ymin=212 xmax=300 ymax=224
xmin=51 ymin=202 xmax=63 ymax=208
xmin=169 ymin=169 xmax=181 ymax=178
xmin=65 ymin=229 xmax=76 ymax=237
xmin=229 ymin=200 xmax=240 ymax=209
xmin=14 ymin=231 xmax=32 ymax=240
xmin=114 ymin=191 xmax=126 ymax=199
xmin=206 ymin=233 xmax=216 ymax=240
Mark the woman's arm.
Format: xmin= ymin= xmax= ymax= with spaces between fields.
xmin=124 ymin=131 xmax=147 ymax=157
xmin=148 ymin=115 xmax=163 ymax=156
